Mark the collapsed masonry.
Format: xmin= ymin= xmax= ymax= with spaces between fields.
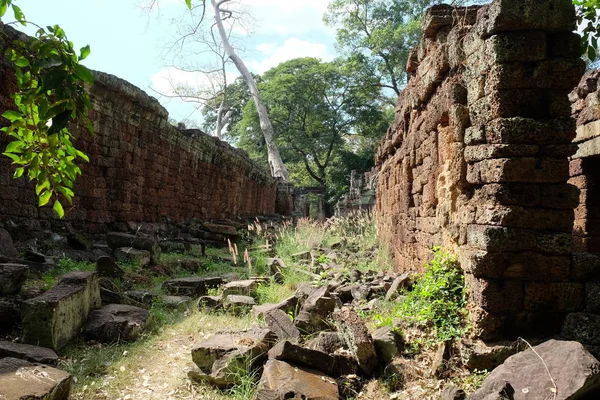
xmin=375 ymin=0 xmax=600 ymax=341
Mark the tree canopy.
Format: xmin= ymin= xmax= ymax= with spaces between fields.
xmin=230 ymin=57 xmax=390 ymax=206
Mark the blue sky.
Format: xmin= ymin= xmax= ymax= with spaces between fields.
xmin=15 ymin=0 xmax=338 ymax=125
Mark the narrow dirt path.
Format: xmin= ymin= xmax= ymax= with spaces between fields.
xmin=70 ymin=312 xmax=252 ymax=400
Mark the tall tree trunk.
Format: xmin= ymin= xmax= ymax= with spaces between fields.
xmin=211 ymin=0 xmax=289 ymax=181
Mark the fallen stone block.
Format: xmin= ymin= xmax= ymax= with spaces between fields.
xmin=295 ymin=286 xmax=337 ymax=333
xmin=114 ymin=247 xmax=151 ymax=268
xmin=333 ymin=307 xmax=378 ymax=375
xmin=225 ymin=295 xmax=255 ymax=314
xmin=222 ymin=279 xmax=259 ymax=297
xmin=463 ymin=340 xmax=521 ymax=371
xmin=385 ymin=273 xmax=410 ymax=301
xmin=162 ymin=295 xmax=194 ymax=309
xmin=198 ymin=295 xmax=223 ymax=311
xmin=0 ymin=357 xmax=71 ymax=400
xmin=306 ymin=331 xmax=345 ymax=354
xmin=0 ymin=228 xmax=18 ymax=258
xmin=124 ymin=290 xmax=156 ymax=306
xmin=85 ymin=304 xmax=150 ymax=343
xmin=255 ymin=359 xmax=339 ymax=400
xmin=268 ymin=340 xmax=336 ymax=376
xmin=0 ymin=263 xmax=28 ymax=295
xmin=471 ymin=340 xmax=600 ymax=400
xmin=162 ymin=276 xmax=223 ymax=297
xmin=0 ymin=341 xmax=58 ymax=365
xmin=264 ymin=309 xmax=300 ymax=342
xmin=253 ymin=295 xmax=298 ymax=319
xmin=0 ymin=295 xmax=21 ymax=332
xmin=22 ymin=271 xmax=101 ymax=350
xmin=95 ymin=256 xmax=124 ymax=278
xmin=372 ymin=326 xmax=403 ymax=364
xmin=191 ymin=327 xmax=275 ymax=388
xmin=106 ymin=232 xmax=161 ymax=261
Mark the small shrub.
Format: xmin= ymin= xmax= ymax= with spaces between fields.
xmin=397 ymin=247 xmax=467 ymax=341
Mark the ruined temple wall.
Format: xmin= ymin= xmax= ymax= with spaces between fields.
xmin=0 ymin=33 xmax=279 ymax=232
xmin=376 ymin=0 xmax=586 ymax=339
xmin=570 ymin=71 xmax=600 ymax=256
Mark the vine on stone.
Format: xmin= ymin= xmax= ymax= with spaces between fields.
xmin=1 ymin=0 xmax=94 ymax=218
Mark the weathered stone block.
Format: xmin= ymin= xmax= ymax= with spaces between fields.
xmin=485 ymin=117 xmax=576 ymax=145
xmin=477 ymin=0 xmax=576 ymax=36
xmin=0 ymin=227 xmax=18 ymax=258
xmin=22 ymin=271 xmax=101 ymax=350
xmin=524 ymin=282 xmax=584 ymax=312
xmin=84 ymin=304 xmax=150 ymax=343
xmin=162 ymin=276 xmax=223 ymax=297
xmin=463 ymin=249 xmax=570 ymax=281
xmin=0 ymin=263 xmax=28 ymax=295
xmin=467 ymin=158 xmax=569 ymax=184
xmin=222 ymin=279 xmax=258 ymax=297
xmin=0 ymin=357 xmax=71 ymax=400
xmin=264 ymin=309 xmax=300 ymax=343
xmin=468 ymin=276 xmax=524 ymax=313
xmin=0 ymin=341 xmax=58 ymax=365
xmin=268 ymin=341 xmax=336 ymax=377
xmin=562 ymin=312 xmax=600 ymax=345
xmin=471 ymin=340 xmax=600 ymax=400
xmin=333 ymin=307 xmax=377 ymax=375
xmin=487 ymin=31 xmax=547 ymax=63
xmin=106 ymin=232 xmax=161 ymax=261
xmin=255 ymin=359 xmax=339 ymax=400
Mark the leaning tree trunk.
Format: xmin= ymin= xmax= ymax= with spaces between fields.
xmin=211 ymin=0 xmax=289 ymax=181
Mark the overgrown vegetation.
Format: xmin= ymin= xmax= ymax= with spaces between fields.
xmin=1 ymin=0 xmax=94 ymax=217
xmin=397 ymin=247 xmax=467 ymax=342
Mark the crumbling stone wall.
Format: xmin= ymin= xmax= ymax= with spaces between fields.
xmin=376 ymin=0 xmax=586 ymax=340
xmin=571 ymin=70 xmax=600 ymax=256
xmin=0 ymin=38 xmax=280 ymax=232
xmin=336 ymin=169 xmax=377 ymax=216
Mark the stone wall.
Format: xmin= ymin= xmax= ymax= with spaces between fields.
xmin=375 ymin=0 xmax=586 ymax=340
xmin=570 ymin=70 xmax=600 ymax=257
xmin=0 ymin=26 xmax=280 ymax=233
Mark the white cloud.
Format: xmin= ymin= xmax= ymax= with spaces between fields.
xmin=256 ymin=42 xmax=278 ymax=55
xmin=241 ymin=0 xmax=334 ymax=36
xmin=249 ymin=38 xmax=335 ymax=74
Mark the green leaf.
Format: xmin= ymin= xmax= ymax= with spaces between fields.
xmin=185 ymin=0 xmax=192 ymax=9
xmin=53 ymin=200 xmax=65 ymax=218
xmin=73 ymin=64 xmax=94 ymax=85
xmin=589 ymin=45 xmax=597 ymax=61
xmin=39 ymin=190 xmax=52 ymax=207
xmin=2 ymin=152 xmax=21 ymax=162
xmin=2 ymin=110 xmax=22 ymax=122
xmin=0 ymin=2 xmax=7 ymax=18
xmin=5 ymin=140 xmax=23 ymax=153
xmin=13 ymin=167 xmax=24 ymax=179
xmin=79 ymin=45 xmax=91 ymax=61
xmin=14 ymin=57 xmax=29 ymax=68
xmin=12 ymin=4 xmax=25 ymax=25
xmin=76 ymin=150 xmax=89 ymax=162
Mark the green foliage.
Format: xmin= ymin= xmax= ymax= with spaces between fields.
xmin=372 ymin=247 xmax=467 ymax=342
xmin=1 ymin=0 xmax=94 ymax=217
xmin=397 ymin=247 xmax=467 ymax=341
xmin=232 ymin=57 xmax=389 ymax=202
xmin=324 ymin=0 xmax=451 ymax=100
xmin=574 ymin=0 xmax=600 ymax=61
